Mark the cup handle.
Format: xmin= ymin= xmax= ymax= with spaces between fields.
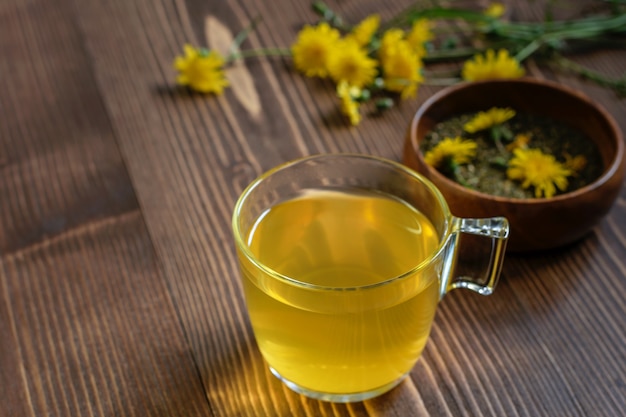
xmin=439 ymin=217 xmax=510 ymax=298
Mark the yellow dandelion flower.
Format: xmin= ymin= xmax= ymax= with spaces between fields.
xmin=291 ymin=22 xmax=341 ymax=78
xmin=346 ymin=14 xmax=380 ymax=47
xmin=379 ymin=29 xmax=405 ymax=62
xmin=406 ymin=19 xmax=433 ymax=58
xmin=564 ymin=154 xmax=588 ymax=173
xmin=507 ymin=148 xmax=572 ymax=198
xmin=462 ymin=49 xmax=525 ymax=81
xmin=464 ymin=107 xmax=516 ymax=133
xmin=337 ymin=81 xmax=362 ymax=126
xmin=327 ymin=39 xmax=378 ymax=88
xmin=424 ymin=137 xmax=477 ymax=168
xmin=484 ymin=3 xmax=506 ymax=18
xmin=379 ymin=28 xmax=425 ymax=97
xmin=381 ymin=43 xmax=424 ymax=99
xmin=506 ymin=133 xmax=532 ymax=151
xmin=174 ymin=44 xmax=229 ymax=94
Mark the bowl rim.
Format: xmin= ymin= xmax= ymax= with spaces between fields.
xmin=408 ymin=78 xmax=625 ymax=205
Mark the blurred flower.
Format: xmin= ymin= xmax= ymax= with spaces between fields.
xmin=378 ymin=29 xmax=405 ymax=63
xmin=174 ymin=44 xmax=229 ymax=94
xmin=462 ymin=49 xmax=525 ymax=81
xmin=376 ymin=24 xmax=429 ymax=99
xmin=507 ymin=148 xmax=572 ymax=198
xmin=564 ymin=154 xmax=588 ymax=173
xmin=424 ymin=136 xmax=477 ymax=168
xmin=406 ymin=19 xmax=434 ymax=57
xmin=506 ymin=133 xmax=532 ymax=150
xmin=337 ymin=81 xmax=362 ymax=125
xmin=381 ymin=42 xmax=424 ymax=99
xmin=327 ymin=39 xmax=378 ymax=88
xmin=291 ymin=22 xmax=341 ymax=78
xmin=464 ymin=107 xmax=516 ymax=133
xmin=346 ymin=14 xmax=380 ymax=47
xmin=484 ymin=3 xmax=506 ymax=18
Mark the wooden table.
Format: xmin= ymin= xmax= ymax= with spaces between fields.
xmin=1 ymin=0 xmax=625 ymax=416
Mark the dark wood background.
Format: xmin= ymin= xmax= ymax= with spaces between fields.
xmin=1 ymin=0 xmax=624 ymax=416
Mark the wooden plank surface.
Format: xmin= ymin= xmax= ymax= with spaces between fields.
xmin=0 ymin=1 xmax=212 ymax=416
xmin=1 ymin=0 xmax=625 ymax=415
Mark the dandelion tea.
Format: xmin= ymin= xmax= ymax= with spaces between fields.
xmin=240 ymin=188 xmax=440 ymax=394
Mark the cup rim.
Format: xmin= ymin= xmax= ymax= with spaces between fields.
xmin=232 ymin=153 xmax=453 ymax=291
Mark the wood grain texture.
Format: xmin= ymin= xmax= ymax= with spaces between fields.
xmin=0 ymin=0 xmax=138 ymax=254
xmin=0 ymin=0 xmax=211 ymax=415
xmin=1 ymin=214 xmax=212 ymax=416
xmin=1 ymin=0 xmax=625 ymax=415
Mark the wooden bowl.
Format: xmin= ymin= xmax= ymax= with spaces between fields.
xmin=404 ymin=78 xmax=625 ymax=252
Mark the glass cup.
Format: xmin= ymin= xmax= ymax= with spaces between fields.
xmin=232 ymin=154 xmax=509 ymax=402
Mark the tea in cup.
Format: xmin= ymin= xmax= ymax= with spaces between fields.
xmin=232 ymin=154 xmax=509 ymax=402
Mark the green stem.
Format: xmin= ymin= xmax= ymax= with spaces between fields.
xmin=379 ymin=2 xmax=426 ymax=31
xmin=226 ymin=47 xmax=292 ymax=64
xmin=450 ymin=165 xmax=472 ymax=188
xmin=493 ymin=13 xmax=626 ymax=40
xmin=386 ymin=7 xmax=494 ymax=29
xmin=311 ymin=0 xmax=350 ymax=31
xmin=500 ymin=14 xmax=626 ymax=61
xmin=423 ymin=46 xmax=482 ymax=61
xmin=552 ymin=53 xmax=626 ymax=95
xmin=224 ymin=16 xmax=292 ymax=65
xmin=229 ymin=15 xmax=262 ymax=56
xmin=514 ymin=39 xmax=542 ymax=62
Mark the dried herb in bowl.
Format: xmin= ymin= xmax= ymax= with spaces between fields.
xmin=421 ymin=108 xmax=603 ymax=199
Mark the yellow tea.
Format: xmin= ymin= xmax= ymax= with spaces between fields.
xmin=239 ymin=188 xmax=440 ymax=395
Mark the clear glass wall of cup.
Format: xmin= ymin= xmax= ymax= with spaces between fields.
xmin=232 ymin=154 xmax=509 ymax=402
